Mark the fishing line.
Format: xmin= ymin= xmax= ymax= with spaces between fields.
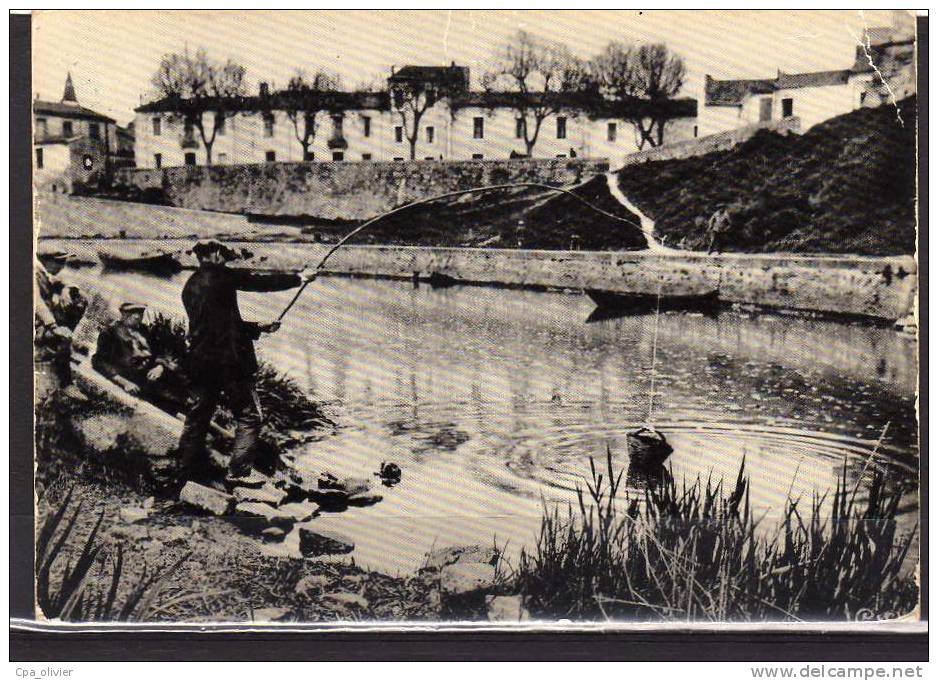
xmin=276 ymin=181 xmax=658 ymax=322
xmin=646 ymin=277 xmax=663 ymax=426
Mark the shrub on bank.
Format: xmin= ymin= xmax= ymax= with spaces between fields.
xmin=516 ymin=450 xmax=918 ymax=622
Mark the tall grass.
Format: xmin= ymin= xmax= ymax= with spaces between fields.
xmin=516 ymin=449 xmax=918 ymax=622
xmin=36 ymin=488 xmax=191 ymax=621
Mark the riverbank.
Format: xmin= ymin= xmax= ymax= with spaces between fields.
xmin=40 ymin=235 xmax=917 ymax=322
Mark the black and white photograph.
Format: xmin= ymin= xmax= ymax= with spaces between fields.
xmin=28 ymin=9 xmax=921 ymax=630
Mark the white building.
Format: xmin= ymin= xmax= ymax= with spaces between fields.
xmin=133 ymin=65 xmax=697 ymax=169
xmin=33 ymin=73 xmax=120 ymax=191
xmin=697 ymin=23 xmax=915 ymax=137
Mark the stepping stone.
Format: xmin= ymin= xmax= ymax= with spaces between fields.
xmin=261 ymin=527 xmax=287 ymax=543
xmin=323 ymin=592 xmax=369 ymax=611
xmin=298 ymin=525 xmax=354 ymax=557
xmin=425 ymin=545 xmax=499 ymax=570
xmin=347 ymin=493 xmax=383 ymax=508
xmin=234 ymin=502 xmax=295 ymax=529
xmin=309 ymin=488 xmax=349 ymax=511
xmin=232 ymin=482 xmax=287 ymax=506
xmin=487 ymin=595 xmax=530 ymax=622
xmin=179 ymin=481 xmax=232 ymax=517
xmin=278 ymin=501 xmax=319 ymax=523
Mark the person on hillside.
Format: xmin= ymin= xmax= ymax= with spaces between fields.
xmin=176 ymin=240 xmax=316 ymax=485
xmin=706 ymin=205 xmax=732 ymax=254
xmin=35 ymin=259 xmax=76 ymax=393
xmin=92 ymin=302 xmax=188 ymax=414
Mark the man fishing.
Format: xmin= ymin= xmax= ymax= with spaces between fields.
xmin=177 ymin=240 xmax=316 ymax=485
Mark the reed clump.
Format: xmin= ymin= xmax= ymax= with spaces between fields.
xmin=516 ymin=450 xmax=918 ymax=622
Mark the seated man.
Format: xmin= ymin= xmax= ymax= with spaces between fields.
xmin=92 ymin=302 xmax=188 ymax=414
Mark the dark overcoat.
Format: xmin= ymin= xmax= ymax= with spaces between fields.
xmin=181 ymin=265 xmax=300 ymax=379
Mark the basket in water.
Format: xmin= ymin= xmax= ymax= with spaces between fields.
xmin=627 ymin=427 xmax=673 ymax=469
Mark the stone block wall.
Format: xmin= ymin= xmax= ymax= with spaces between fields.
xmin=116 ymin=157 xmax=610 ymax=220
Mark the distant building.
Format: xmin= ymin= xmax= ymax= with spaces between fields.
xmin=132 ymin=64 xmax=697 ymax=169
xmin=33 ymin=72 xmax=118 ymax=191
xmin=698 ymin=19 xmax=915 ymax=137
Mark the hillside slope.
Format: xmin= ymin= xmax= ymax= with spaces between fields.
xmin=294 ymin=175 xmax=648 ymax=251
xmin=617 ymin=98 xmax=917 ymax=255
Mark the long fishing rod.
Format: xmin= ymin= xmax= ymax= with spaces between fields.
xmin=276 ymin=181 xmax=658 ymax=322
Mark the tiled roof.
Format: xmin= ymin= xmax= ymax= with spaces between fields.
xmin=776 ymin=69 xmax=850 ymax=89
xmin=136 ymin=91 xmax=390 ymax=113
xmin=389 ymin=65 xmax=470 ymax=90
xmin=704 ymin=76 xmax=777 ymax=106
xmin=849 ymin=39 xmax=915 ymax=74
xmin=34 ymin=99 xmax=116 ymax=123
xmin=35 ymin=135 xmax=81 ymax=145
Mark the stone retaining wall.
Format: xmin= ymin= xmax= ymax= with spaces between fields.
xmin=40 ymin=238 xmax=917 ymax=322
xmin=618 ymin=118 xmax=802 ymax=168
xmin=114 ymin=157 xmax=610 ymax=220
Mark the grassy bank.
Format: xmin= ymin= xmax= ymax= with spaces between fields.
xmin=514 ymin=452 xmax=918 ymax=622
xmin=617 ymin=98 xmax=917 ymax=255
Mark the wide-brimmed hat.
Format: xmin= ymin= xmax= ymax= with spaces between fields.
xmin=192 ymin=239 xmax=241 ymax=261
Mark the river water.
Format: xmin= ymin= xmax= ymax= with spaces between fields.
xmin=63 ymin=269 xmax=920 ymax=575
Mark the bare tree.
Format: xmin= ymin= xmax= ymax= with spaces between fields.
xmin=150 ymin=48 xmax=247 ymax=165
xmin=389 ymin=77 xmax=447 ymax=161
xmin=591 ymin=42 xmax=686 ymax=149
xmin=281 ymin=70 xmax=343 ymax=160
xmin=482 ymin=30 xmax=591 ymax=157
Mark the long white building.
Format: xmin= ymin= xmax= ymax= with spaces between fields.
xmin=133 ymin=64 xmax=697 ymax=169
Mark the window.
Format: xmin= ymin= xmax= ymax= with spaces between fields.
xmin=362 ymin=153 xmax=372 ymax=161
xmin=35 ymin=148 xmax=43 ymax=169
xmin=36 ymin=117 xmax=48 ymax=138
xmin=265 ymin=150 xmax=276 ymax=162
xmin=217 ymin=152 xmax=228 ymax=164
xmin=332 ymin=151 xmax=344 ymax=161
xmin=154 ymin=153 xmax=162 ymax=169
xmin=217 ymin=116 xmax=226 ymax=136
xmin=859 ymin=92 xmax=867 ymax=106
xmin=395 ymin=126 xmax=403 ymax=143
xmin=304 ymin=150 xmax=315 ymax=161
xmin=393 ymin=157 xmax=404 ymax=161
xmin=264 ymin=114 xmax=275 ymax=137
xmin=556 ymin=154 xmax=567 ymax=158
xmin=89 ymin=122 xmax=100 ymax=139
xmin=62 ymin=120 xmax=73 ymax=136
xmin=782 ymin=98 xmax=794 ymax=118
xmin=184 ymin=120 xmax=194 ymax=139
xmin=184 ymin=152 xmax=196 ymax=166
xmin=607 ymin=122 xmax=617 ymax=142
xmin=472 ymin=153 xmax=483 ymax=160
xmin=152 ymin=117 xmax=161 ymax=136
xmin=426 ymin=126 xmax=434 ymax=144
xmin=473 ymin=117 xmax=484 ymax=139
xmin=556 ymin=117 xmax=567 ymax=139
xmin=515 ymin=118 xmax=524 ymax=139
xmin=362 ymin=116 xmax=371 ymax=137
xmin=424 ymin=156 xmax=435 ymax=161
xmin=694 ymin=125 xmax=699 ymax=138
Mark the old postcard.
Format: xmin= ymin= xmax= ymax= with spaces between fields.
xmin=31 ymin=9 xmax=920 ymax=627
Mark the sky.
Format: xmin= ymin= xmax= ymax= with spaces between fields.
xmin=32 ymin=9 xmax=911 ymax=126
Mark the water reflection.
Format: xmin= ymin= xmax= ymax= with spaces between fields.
xmin=61 ymin=270 xmax=919 ymax=574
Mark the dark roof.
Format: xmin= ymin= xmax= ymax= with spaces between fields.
xmin=587 ymin=96 xmax=697 ymax=120
xmin=136 ymin=90 xmax=390 ymax=114
xmin=776 ymin=69 xmax=850 ymax=89
xmin=704 ymin=76 xmax=777 ymax=106
xmin=450 ymin=90 xmax=594 ymax=109
xmin=849 ymin=39 xmax=915 ymax=74
xmin=389 ymin=65 xmax=470 ymax=90
xmin=34 ymin=99 xmax=116 ymax=123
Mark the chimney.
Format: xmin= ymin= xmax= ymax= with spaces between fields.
xmin=259 ymin=82 xmax=270 ymax=98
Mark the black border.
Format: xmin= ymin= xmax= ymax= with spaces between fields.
xmin=9 ymin=11 xmax=928 ymax=662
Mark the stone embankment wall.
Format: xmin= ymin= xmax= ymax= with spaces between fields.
xmin=617 ymin=118 xmax=802 ymax=168
xmin=114 ymin=157 xmax=610 ymax=220
xmin=41 ymin=235 xmax=917 ymax=321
